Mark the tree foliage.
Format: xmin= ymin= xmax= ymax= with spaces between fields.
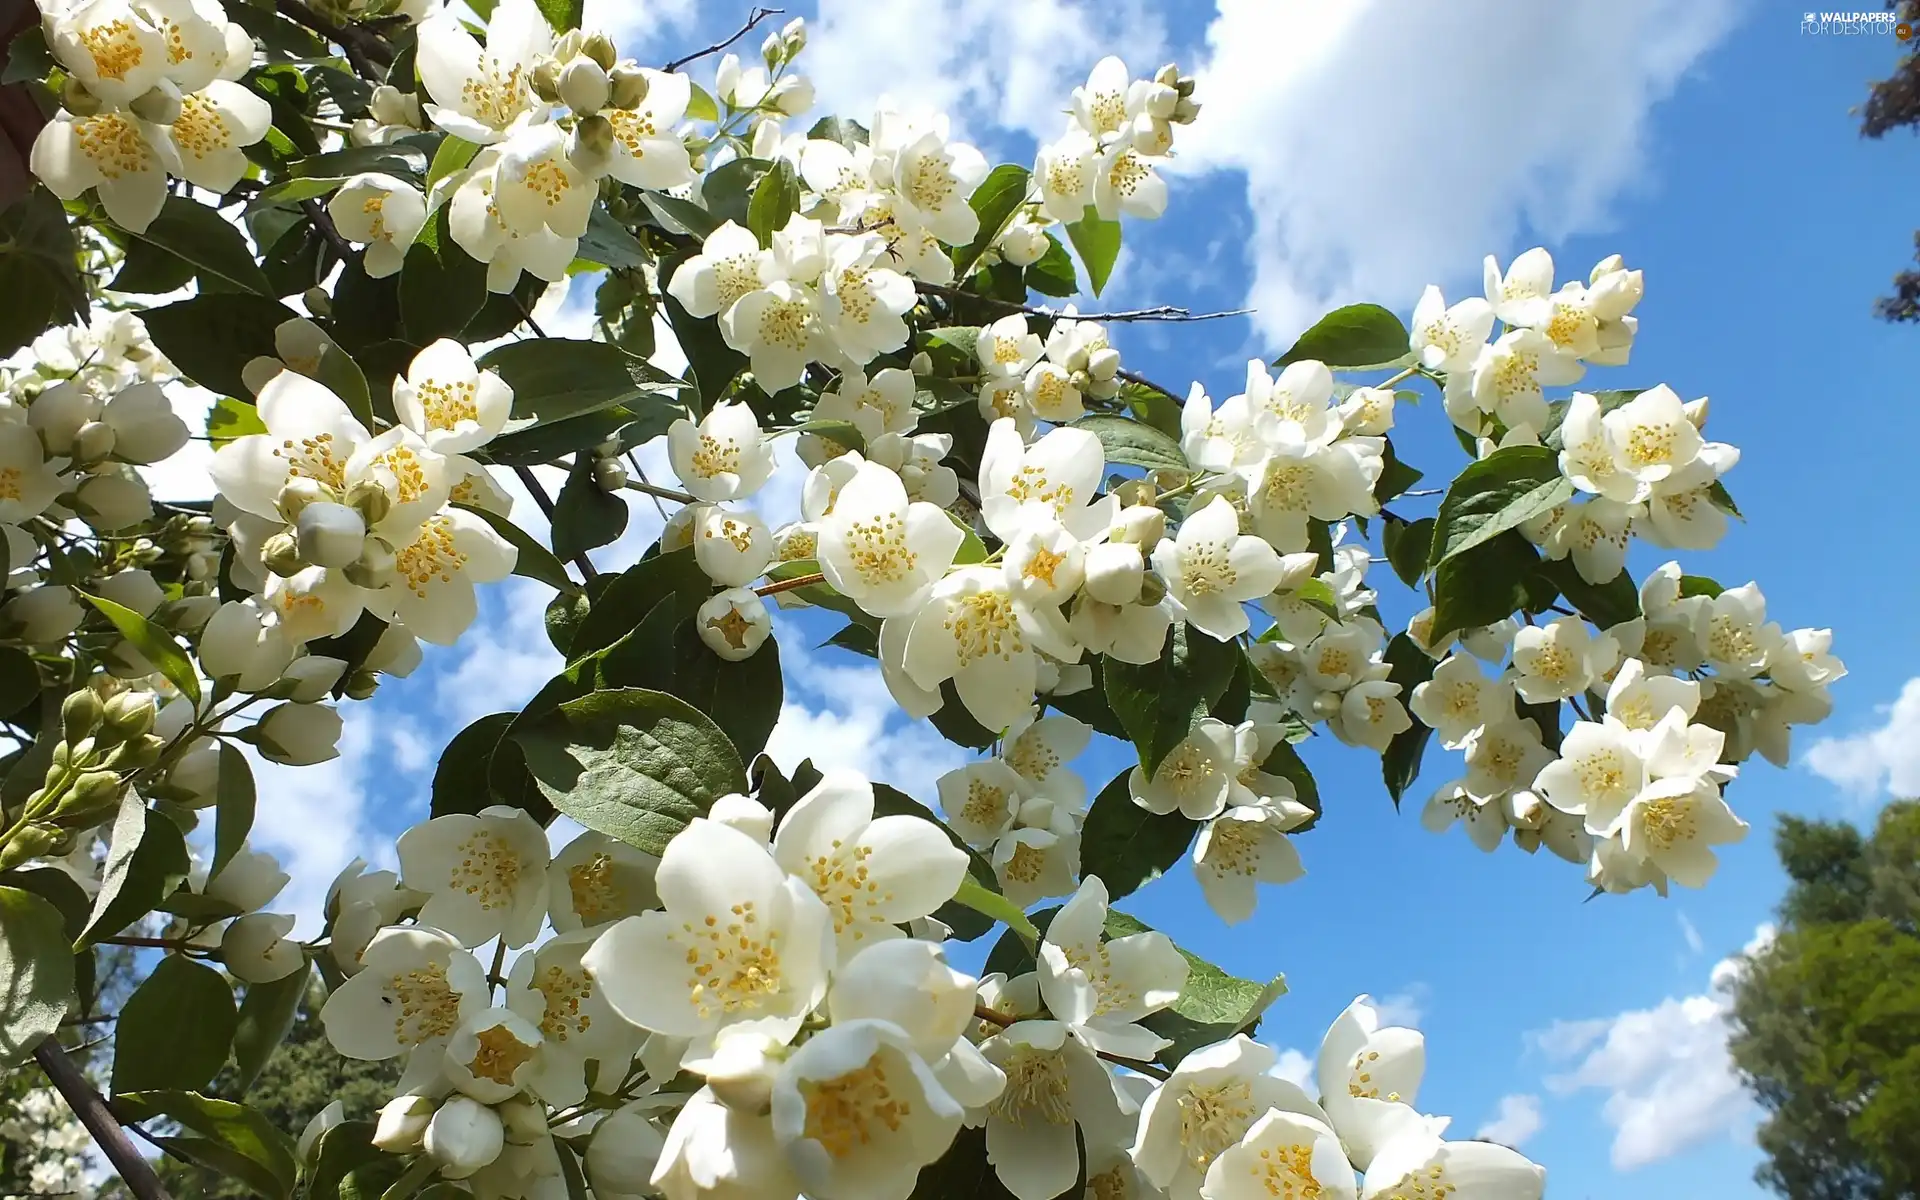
xmin=1727 ymin=801 xmax=1920 ymax=1200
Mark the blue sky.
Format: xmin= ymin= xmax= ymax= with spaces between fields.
xmin=231 ymin=4 xmax=1920 ymax=1197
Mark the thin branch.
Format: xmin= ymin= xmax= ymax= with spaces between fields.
xmin=622 ymin=478 xmax=699 ymax=506
xmin=915 ymin=282 xmax=1250 ymax=324
xmin=662 ymin=7 xmax=784 ymax=74
xmin=274 ymin=0 xmax=393 ymax=71
xmin=1115 ymin=367 xmax=1184 ymax=404
xmin=511 ymin=465 xmax=599 ymax=580
xmin=755 ymin=571 xmax=822 ymax=597
xmin=511 ymin=293 xmax=550 ymax=339
xmin=300 ymin=198 xmax=356 ymax=265
xmin=96 ymin=935 xmax=190 ymax=949
xmin=624 ymin=452 xmax=671 ymax=521
xmin=34 ymin=1039 xmax=172 ymax=1200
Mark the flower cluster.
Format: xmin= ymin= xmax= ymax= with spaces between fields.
xmin=1035 ymin=56 xmax=1198 ymax=225
xmin=938 ymin=713 xmax=1092 ymax=907
xmin=977 ymin=310 xmax=1125 ymax=433
xmin=30 ymin=0 xmax=268 ymax=231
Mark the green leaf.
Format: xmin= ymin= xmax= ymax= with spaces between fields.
xmin=288 ymin=143 xmax=428 ymax=179
xmin=1373 ymin=438 xmax=1423 ymax=504
xmin=435 ymin=713 xmax=524 ymax=818
xmin=551 ymin=455 xmax=630 ymax=561
xmin=807 ymin=116 xmax=869 ymax=148
xmin=139 ymin=293 xmax=298 ymax=399
xmin=122 ymin=196 xmax=274 ymax=294
xmin=745 ymin=157 xmax=800 ymax=248
xmin=1065 ymin=208 xmax=1121 ymax=298
xmin=230 ymin=967 xmax=309 ymax=1095
xmin=79 ymin=591 xmax=200 ymax=706
xmin=1679 ymin=574 xmax=1723 ymax=599
xmin=530 ymin=0 xmax=582 ymax=30
xmin=479 ymin=338 xmax=686 ymax=429
xmin=1277 ymin=303 xmax=1411 ymax=369
xmin=1708 ymin=478 xmax=1742 ymax=519
xmin=1260 ymin=738 xmax=1321 ymax=830
xmin=1536 ymin=557 xmax=1640 ymax=629
xmin=456 ymin=503 xmax=579 ymax=595
xmin=1071 ymin=413 xmax=1187 ymax=473
xmin=0 ymin=645 xmax=39 ymax=719
xmin=1382 ymin=515 xmax=1434 ymax=589
xmin=211 ymin=742 xmax=255 ymax=880
xmin=108 ymin=237 xmax=197 ymax=294
xmin=2 ymin=25 xmax=54 ymax=85
xmin=908 ymin=1124 xmax=1025 ymax=1200
xmin=1381 ymin=633 xmax=1435 ymax=806
xmin=1104 ymin=626 xmax=1240 ymax=774
xmin=641 ymin=191 xmax=721 ymax=239
xmin=578 ymin=205 xmax=649 ymax=269
xmin=1023 ymin=233 xmax=1077 ymax=298
xmin=1427 ymin=445 xmax=1573 ymax=570
xmin=1104 ymin=909 xmax=1287 ymax=1067
xmin=1079 ymin=770 xmax=1197 ymax=901
xmin=513 ymin=688 xmax=748 ymax=855
xmin=1431 ymin=532 xmax=1541 ymax=641
xmin=701 ymin=156 xmax=769 ymax=226
xmin=569 ymin=547 xmax=712 ymax=659
xmin=672 ymin=621 xmax=783 ymax=764
xmin=794 ymin=418 xmax=866 ymax=455
xmin=400 ymin=207 xmax=488 ymax=344
xmin=952 ymin=876 xmax=1039 ymax=944
xmin=316 ymin=343 xmax=375 ymax=431
xmin=425 ymin=135 xmax=480 ymax=188
xmin=244 ymin=175 xmax=349 ymax=211
xmin=112 ymin=956 xmax=237 ymax=1094
xmin=309 ymin=1122 xmax=403 ymax=1200
xmin=0 ymin=188 xmax=86 ymax=358
xmin=207 ymin=396 xmax=269 ymax=448
xmin=117 ymin=1091 xmax=298 ymax=1199
xmin=952 ymin=164 xmax=1031 ymax=277
xmin=83 ymin=797 xmax=191 ymax=945
xmin=685 ymin=81 xmax=719 ymax=122
xmin=0 ymin=886 xmax=75 ymax=1066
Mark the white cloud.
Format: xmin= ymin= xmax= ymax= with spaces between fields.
xmin=1678 ymin=912 xmax=1703 ymax=955
xmin=765 ymin=639 xmax=969 ymax=803
xmin=1532 ymin=924 xmax=1772 ymax=1170
xmin=244 ymin=713 xmax=391 ymax=938
xmin=1268 ymin=1047 xmax=1315 ymax=1091
xmin=1175 ymin=0 xmax=1740 ymax=341
xmin=1370 ymin=985 xmax=1428 ymax=1028
xmin=1476 ymin=1093 xmax=1544 ymax=1148
xmin=1804 ymin=676 xmax=1920 ymax=801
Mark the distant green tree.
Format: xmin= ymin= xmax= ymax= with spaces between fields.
xmin=1726 ymin=800 xmax=1920 ymax=1200
xmin=1863 ymin=2 xmax=1920 ymax=322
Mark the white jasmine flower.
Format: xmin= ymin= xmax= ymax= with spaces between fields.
xmin=398 ymin=805 xmax=552 ymax=948
xmin=1152 ymin=496 xmax=1286 ymax=641
xmin=1132 ymin=1036 xmax=1328 ymax=1200
xmin=416 ymin=0 xmax=553 ymax=143
xmin=320 ymin=926 xmax=489 ymax=1065
xmin=391 ymin=338 xmax=515 ymax=455
xmin=547 ymin=830 xmax=660 ymax=932
xmin=816 ymin=458 xmax=963 ymax=617
xmin=1409 ymin=286 xmax=1493 ymax=374
xmin=1038 ymin=876 xmax=1187 ymax=1061
xmin=668 ymin=401 xmax=776 ymax=503
xmin=697 ymin=587 xmax=774 ymax=661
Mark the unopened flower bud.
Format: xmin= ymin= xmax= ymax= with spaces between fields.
xmin=761 ymin=29 xmax=782 ymax=67
xmin=303 ymin=286 xmax=332 ymax=317
xmin=281 ymin=655 xmax=347 ymax=703
xmin=1086 ymin=346 xmax=1121 ymax=382
xmin=1137 ymin=570 xmax=1168 ymax=606
xmin=1142 ymin=81 xmax=1179 ymax=119
xmin=71 ymin=420 xmax=116 ymax=463
xmin=495 ymin=1096 xmax=546 ymax=1146
xmin=423 ymin=1097 xmax=503 ymax=1179
xmin=128 ymin=83 xmax=183 ymax=125
xmin=106 ymin=733 xmax=165 ymax=772
xmin=0 ymin=824 xmax=64 ymax=872
xmin=559 ymin=55 xmax=611 ymax=112
xmin=1156 ymin=62 xmax=1180 ymax=87
xmin=570 ymin=113 xmax=615 ymax=171
xmin=61 ymin=690 xmax=103 ymax=742
xmin=591 ymin=455 xmax=627 ymax=491
xmin=1173 ymin=97 xmax=1200 ymax=123
xmin=768 ymin=74 xmax=813 ymax=116
xmin=696 ymin=588 xmax=772 ymax=662
xmin=530 ymin=59 xmax=562 ymax=103
xmin=580 ymin=31 xmax=617 ymax=70
xmin=295 ymin=502 xmax=368 ymax=570
xmin=609 ymin=64 xmax=650 ymax=110
xmin=260 ymin=532 xmax=306 ymax=578
xmin=61 ymin=76 xmax=102 ymax=115
xmin=1083 ymin=542 xmax=1145 ymax=605
xmin=343 ymin=667 xmax=381 ymax=701
xmin=1311 ymin=691 xmax=1344 ymax=719
xmin=1589 ymin=253 xmax=1625 ymax=283
xmin=782 ymin=16 xmax=806 ymax=52
xmin=684 ymin=1031 xmax=785 ymax=1113
xmin=102 ymin=691 xmax=156 ymax=739
xmin=255 ymin=702 xmax=343 ymax=766
xmin=373 ymin=1095 xmax=437 ymax=1153
xmin=1110 ymin=503 xmax=1166 ymax=549
xmin=344 ymin=536 xmax=398 ymax=590
xmin=275 ymin=476 xmax=336 ymax=524
xmin=586 ymin=1103 xmax=667 ymax=1195
xmin=1683 ymin=396 xmax=1709 ymax=430
xmin=910 ymin=351 xmax=933 ymax=375
xmin=57 ymin=770 xmax=123 ymax=823
xmin=368 ymin=84 xmax=418 ymax=128
xmin=342 ymin=478 xmax=391 ymax=528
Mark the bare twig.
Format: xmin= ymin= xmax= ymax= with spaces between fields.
xmin=915 ymin=282 xmax=1249 ymax=324
xmin=1115 ymin=367 xmax=1185 ymax=404
xmin=274 ymin=0 xmax=393 ymax=71
xmin=34 ymin=1039 xmax=172 ymax=1200
xmin=511 ymin=465 xmax=599 ymax=581
xmin=300 ymin=198 xmax=356 ymax=265
xmin=622 ymin=478 xmax=699 ymax=506
xmin=624 ymin=452 xmax=671 ymax=520
xmin=755 ymin=571 xmax=822 ymax=597
xmin=662 ymin=7 xmax=784 ymax=74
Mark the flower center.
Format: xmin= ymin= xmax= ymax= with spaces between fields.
xmin=802 ymin=840 xmax=895 ymax=942
xmin=416 ymin=377 xmax=479 ymax=429
xmin=170 ymin=94 xmax=230 ymax=162
xmin=1175 ymin=1081 xmax=1255 ymax=1171
xmin=679 ymin=901 xmax=786 ymax=1018
xmin=945 ymin=589 xmax=1024 ymax=667
xmin=395 ymin=516 xmax=469 ymax=599
xmin=990 ymin=1046 xmax=1073 ymax=1125
xmin=567 ymin=851 xmax=624 ymax=925
xmin=450 ymin=830 xmax=522 ymax=911
xmin=387 ymin=962 xmax=460 ymax=1045
xmin=468 ymin=1023 xmax=537 ymax=1085
xmin=80 ymin=20 xmax=145 ymax=81
xmin=535 ymin=964 xmax=595 ymax=1042
xmin=802 ymin=1057 xmax=910 ymax=1157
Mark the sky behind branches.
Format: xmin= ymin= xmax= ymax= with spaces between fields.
xmin=220 ymin=4 xmax=1920 ymax=1196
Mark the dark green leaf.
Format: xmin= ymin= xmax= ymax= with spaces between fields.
xmin=1079 ymin=770 xmax=1197 ymax=901
xmin=1708 ymin=478 xmax=1742 ymax=519
xmin=569 ymin=548 xmax=712 ymax=659
xmin=672 ymin=621 xmax=782 ymax=764
xmin=112 ymin=956 xmax=236 ymax=1094
xmin=108 ymin=237 xmax=197 ymax=294
xmin=0 ymin=189 xmax=87 ymax=357
xmin=288 ymin=143 xmax=428 ymax=179
xmin=122 ymin=196 xmax=274 ymax=294
xmin=230 ymin=965 xmax=310 ymax=1094
xmin=434 ymin=713 xmax=518 ymax=818
xmin=1260 ymin=738 xmax=1321 ymax=831
xmin=455 ymin=502 xmax=579 ymax=595
xmin=513 ymin=688 xmax=748 ymax=855
xmin=1381 ymin=634 xmax=1435 ymax=807
xmin=640 ymin=191 xmax=721 ymax=239
xmin=2 ymin=25 xmax=53 ymax=84
xmin=745 ymin=157 xmax=800 ymax=248
xmin=1104 ymin=627 xmax=1239 ymax=774
xmin=1071 ymin=413 xmax=1187 ymax=472
xmin=1536 ymin=557 xmax=1640 ymax=629
xmin=823 ymin=623 xmax=878 ymax=656
xmin=80 ymin=591 xmax=200 ymax=705
xmin=0 ymin=886 xmax=75 ymax=1066
xmin=138 ymin=293 xmax=298 ymax=399
xmin=400 ymin=207 xmax=488 ymax=344
xmin=578 ymin=205 xmax=649 ymax=269
xmin=118 ymin=1090 xmax=297 ymax=1198
xmin=211 ymin=742 xmax=255 ymax=880
xmin=1044 ymin=659 xmax=1128 ymax=740
xmin=807 ymin=116 xmax=869 ymax=148
xmin=1064 ymin=208 xmax=1121 ymax=298
xmin=1024 ymin=233 xmax=1077 ymax=298
xmin=1276 ymin=303 xmax=1410 ymax=369
xmin=909 ymin=1124 xmax=1022 ymax=1200
xmin=1427 ymin=445 xmax=1572 ymax=570
xmin=1373 ymin=438 xmax=1423 ymax=504
xmin=244 ymin=176 xmax=349 ymax=210
xmin=479 ymin=338 xmax=686 ymax=429
xmin=551 ymin=455 xmax=630 ymax=561
xmin=1679 ymin=574 xmax=1723 ymax=599
xmin=701 ymin=156 xmax=769 ymax=226
xmin=309 ymin=1122 xmax=401 ymax=1200
xmin=1382 ymin=516 xmax=1434 ymax=589
xmin=83 ymin=798 xmax=191 ymax=945
xmin=952 ymin=164 xmax=1031 ymax=278
xmin=0 ymin=645 xmax=39 ymax=719
xmin=1431 ymin=532 xmax=1540 ymax=640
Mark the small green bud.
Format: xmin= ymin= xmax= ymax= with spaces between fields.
xmin=261 ymin=532 xmax=306 ymax=578
xmin=304 ymin=287 xmax=333 ymax=317
xmin=128 ymin=84 xmax=182 ymax=125
xmin=0 ymin=825 xmax=65 ymax=872
xmin=530 ymin=60 xmax=562 ymax=104
xmin=62 ymin=690 xmax=104 ymax=741
xmin=343 ymin=668 xmax=381 ymax=701
xmin=106 ymin=734 xmax=166 ymax=772
xmin=102 ymin=691 xmax=156 ymax=738
xmin=61 ymin=77 xmax=102 ymax=116
xmin=608 ymin=65 xmax=649 ymax=111
xmin=580 ymin=32 xmax=617 ymax=71
xmin=1138 ymin=570 xmax=1168 ymax=607
xmin=343 ymin=478 xmax=393 ymax=528
xmin=54 ymin=770 xmax=124 ymax=825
